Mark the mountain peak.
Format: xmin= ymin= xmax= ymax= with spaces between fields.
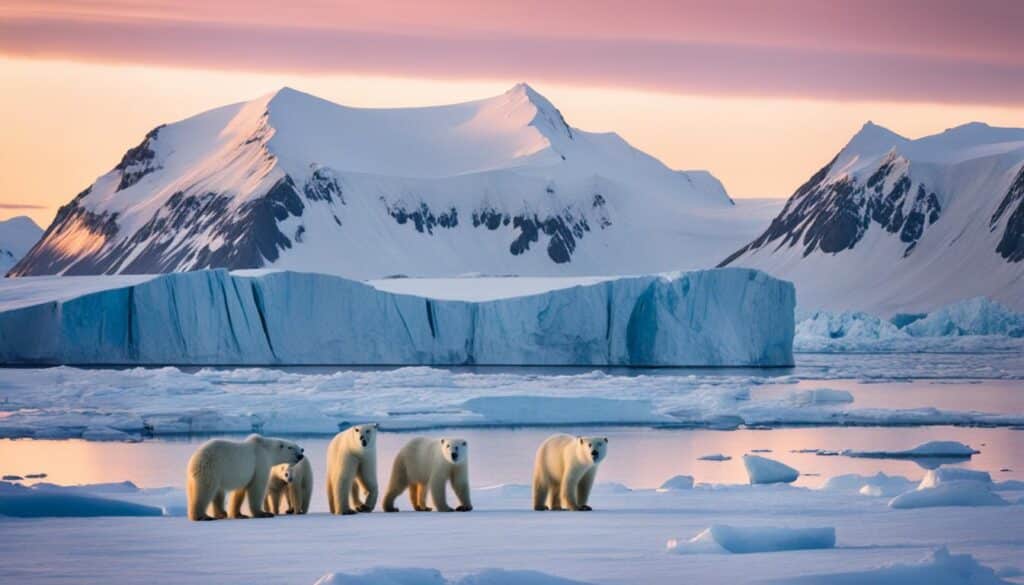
xmin=499 ymin=82 xmax=573 ymax=142
xmin=841 ymin=121 xmax=908 ymax=159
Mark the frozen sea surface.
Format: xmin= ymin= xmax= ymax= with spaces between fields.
xmin=1 ymin=349 xmax=1023 ymax=439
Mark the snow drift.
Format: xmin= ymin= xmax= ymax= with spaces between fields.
xmin=0 ymin=267 xmax=795 ymax=366
xmin=774 ymin=547 xmax=1012 ymax=585
xmin=313 ymin=568 xmax=594 ymax=585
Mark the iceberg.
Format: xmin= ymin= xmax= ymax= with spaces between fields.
xmin=0 ymin=268 xmax=795 ymax=367
xmin=657 ymin=475 xmax=695 ymax=491
xmin=742 ymin=454 xmax=799 ymax=484
xmin=918 ymin=467 xmax=992 ymax=489
xmin=889 ymin=482 xmax=1009 ymax=509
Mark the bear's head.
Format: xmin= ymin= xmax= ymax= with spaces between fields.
xmin=440 ymin=438 xmax=468 ymax=465
xmin=252 ymin=435 xmax=304 ymax=465
xmin=271 ymin=463 xmax=294 ymax=484
xmin=577 ymin=436 xmax=608 ymax=464
xmin=349 ymin=423 xmax=379 ymax=452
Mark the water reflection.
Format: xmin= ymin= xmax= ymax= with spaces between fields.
xmin=2 ymin=426 xmax=1020 ymax=500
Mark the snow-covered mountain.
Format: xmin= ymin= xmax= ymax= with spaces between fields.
xmin=722 ymin=121 xmax=1024 ymax=315
xmin=0 ymin=216 xmax=43 ymax=275
xmin=10 ymin=84 xmax=747 ymax=278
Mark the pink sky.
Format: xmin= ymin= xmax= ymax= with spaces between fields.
xmin=1 ymin=1 xmax=1023 ymax=226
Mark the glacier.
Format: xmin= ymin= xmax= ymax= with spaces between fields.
xmin=0 ymin=267 xmax=795 ymax=366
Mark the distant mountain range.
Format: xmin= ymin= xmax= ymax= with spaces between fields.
xmin=722 ymin=121 xmax=1024 ymax=314
xmin=0 ymin=216 xmax=42 ymax=274
xmin=10 ymin=84 xmax=760 ymax=279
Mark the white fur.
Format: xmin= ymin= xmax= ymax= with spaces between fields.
xmin=326 ymin=424 xmax=379 ymax=515
xmin=265 ymin=457 xmax=313 ymax=515
xmin=186 ymin=434 xmax=304 ymax=521
xmin=383 ymin=437 xmax=472 ymax=513
xmin=532 ymin=434 xmax=608 ymax=511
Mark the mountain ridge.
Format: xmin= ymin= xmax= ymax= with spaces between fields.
xmin=10 ymin=84 xmax=742 ymax=279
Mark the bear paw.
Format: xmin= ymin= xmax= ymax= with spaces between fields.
xmin=357 ymin=504 xmax=373 ymax=513
xmin=341 ymin=509 xmax=357 ymax=516
xmin=533 ymin=505 xmax=549 ymax=511
xmin=576 ymin=505 xmax=593 ymax=512
xmin=254 ymin=511 xmax=275 ymax=518
xmin=456 ymin=505 xmax=473 ymax=512
xmin=384 ymin=507 xmax=400 ymax=513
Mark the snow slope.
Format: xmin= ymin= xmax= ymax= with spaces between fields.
xmin=9 ymin=84 xmax=761 ymax=279
xmin=0 ymin=267 xmax=795 ymax=367
xmin=0 ymin=216 xmax=42 ymax=275
xmin=722 ymin=122 xmax=1024 ymax=315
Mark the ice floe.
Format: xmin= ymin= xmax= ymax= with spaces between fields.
xmin=314 ymin=568 xmax=594 ymax=585
xmin=889 ymin=481 xmax=1009 ymax=509
xmin=667 ymin=525 xmax=835 ymax=554
xmin=657 ymin=475 xmax=694 ymax=492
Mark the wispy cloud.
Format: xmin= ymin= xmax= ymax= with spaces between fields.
xmin=0 ymin=202 xmax=47 ymax=209
xmin=1 ymin=1 xmax=1022 ymax=104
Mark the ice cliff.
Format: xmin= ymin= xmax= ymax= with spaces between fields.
xmin=0 ymin=268 xmax=794 ymax=366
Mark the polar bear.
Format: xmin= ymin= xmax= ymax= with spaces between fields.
xmin=265 ymin=457 xmax=313 ymax=515
xmin=326 ymin=424 xmax=379 ymax=515
xmin=383 ymin=437 xmax=472 ymax=513
xmin=532 ymin=434 xmax=608 ymax=511
xmin=186 ymin=434 xmax=304 ymax=521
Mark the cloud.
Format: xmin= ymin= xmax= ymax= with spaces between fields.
xmin=1 ymin=1 xmax=1022 ymax=105
xmin=0 ymin=203 xmax=47 ymax=210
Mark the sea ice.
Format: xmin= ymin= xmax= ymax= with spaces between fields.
xmin=919 ymin=467 xmax=992 ymax=489
xmin=821 ymin=472 xmax=916 ymax=497
xmin=698 ymin=454 xmax=732 ymax=462
xmin=667 ymin=525 xmax=835 ymax=554
xmin=841 ymin=441 xmax=978 ymax=459
xmin=657 ymin=475 xmax=694 ymax=491
xmin=787 ymin=388 xmax=854 ymax=406
xmin=889 ymin=481 xmax=1009 ymax=509
xmin=743 ymin=455 xmax=799 ymax=484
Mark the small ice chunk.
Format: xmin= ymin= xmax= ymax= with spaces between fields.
xmin=918 ymin=467 xmax=992 ymax=489
xmin=667 ymin=525 xmax=835 ymax=554
xmin=889 ymin=481 xmax=1009 ymax=509
xmin=743 ymin=455 xmax=799 ymax=485
xmin=699 ymin=453 xmax=731 ymax=462
xmin=592 ymin=482 xmax=632 ymax=494
xmin=657 ymin=475 xmax=694 ymax=492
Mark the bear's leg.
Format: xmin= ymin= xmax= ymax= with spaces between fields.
xmin=229 ymin=488 xmax=249 ymax=519
xmin=212 ymin=490 xmax=228 ymax=519
xmin=336 ymin=465 xmax=358 ymax=515
xmin=299 ymin=474 xmax=312 ymax=514
xmin=382 ymin=460 xmax=408 ymax=513
xmin=532 ymin=470 xmax=549 ymax=511
xmin=246 ymin=475 xmax=273 ymax=518
xmin=349 ymin=480 xmax=362 ymax=512
xmin=410 ymin=483 xmax=429 ymax=511
xmin=429 ymin=472 xmax=452 ymax=512
xmin=576 ymin=467 xmax=597 ymax=511
xmin=326 ymin=475 xmax=336 ymax=514
xmin=560 ymin=469 xmax=584 ymax=511
xmin=286 ymin=482 xmax=300 ymax=514
xmin=356 ymin=465 xmax=379 ymax=512
xmin=547 ymin=481 xmax=563 ymax=511
xmin=452 ymin=465 xmax=472 ymax=512
xmin=187 ymin=476 xmax=215 ymax=521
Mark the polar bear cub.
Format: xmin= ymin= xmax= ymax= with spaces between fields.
xmin=265 ymin=457 xmax=313 ymax=515
xmin=186 ymin=434 xmax=304 ymax=521
xmin=326 ymin=423 xmax=379 ymax=515
xmin=383 ymin=437 xmax=472 ymax=513
xmin=533 ymin=434 xmax=608 ymax=511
